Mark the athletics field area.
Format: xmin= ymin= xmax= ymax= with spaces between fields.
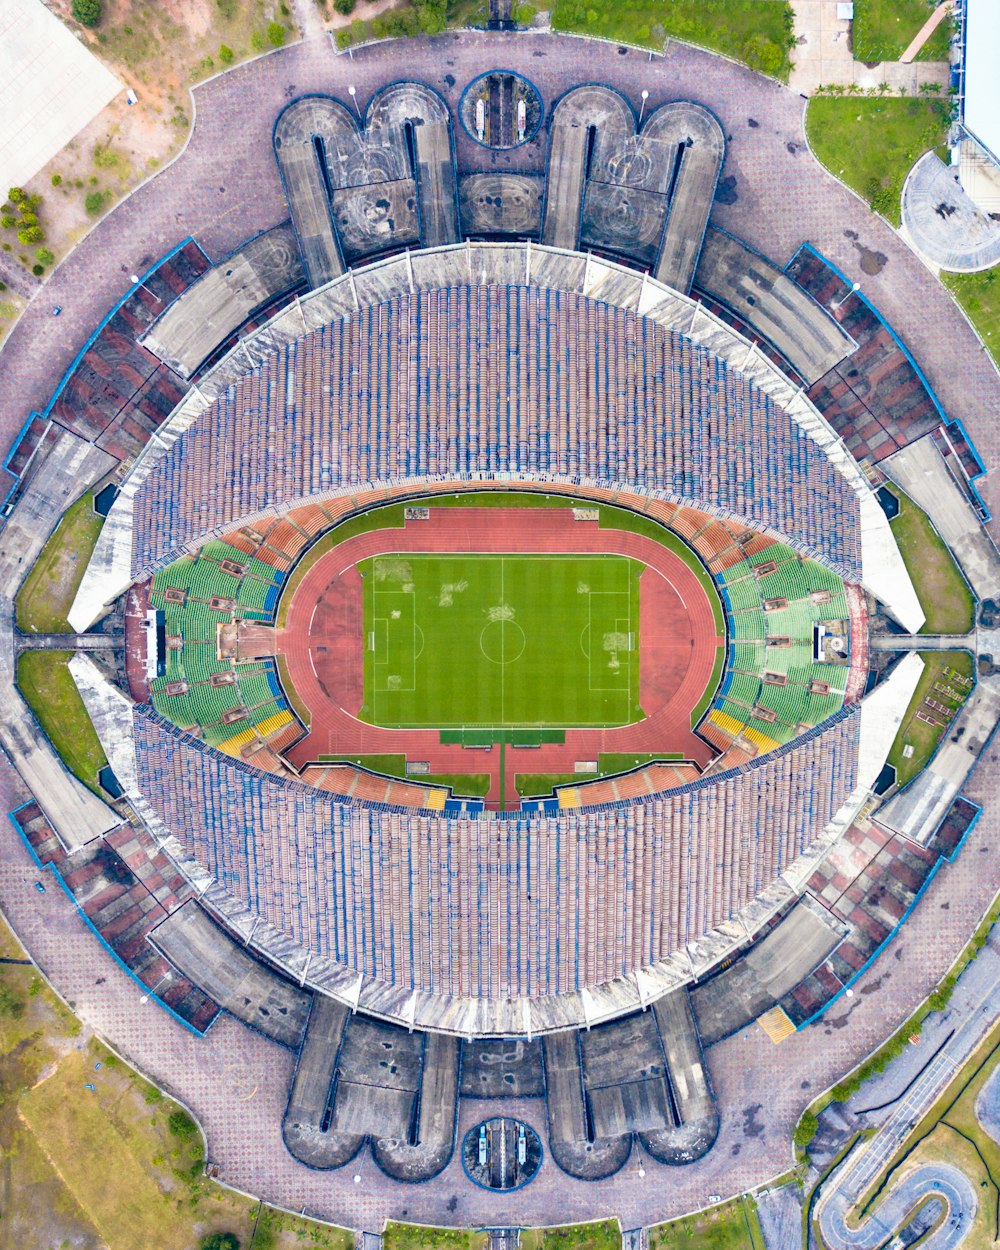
xmin=275 ymin=497 xmax=725 ymax=808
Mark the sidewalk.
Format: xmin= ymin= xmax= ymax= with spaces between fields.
xmin=790 ymin=0 xmax=951 ymax=95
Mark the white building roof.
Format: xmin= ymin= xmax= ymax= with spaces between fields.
xmin=964 ymin=0 xmax=1000 ymax=162
xmin=0 ymin=0 xmax=122 ymax=193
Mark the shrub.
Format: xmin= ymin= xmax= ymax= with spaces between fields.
xmin=0 ymin=983 xmax=25 ymax=1019
xmin=32 ymin=264 xmax=44 ymax=276
xmin=7 ymin=187 xmax=24 ymax=203
xmin=35 ymin=247 xmax=55 ymax=266
xmin=71 ymin=0 xmax=102 ymax=26
xmin=51 ymin=174 xmax=62 ymax=187
xmin=743 ymin=34 xmax=784 ymax=76
xmin=216 ymin=0 xmax=236 ymax=16
xmin=93 ymin=144 xmax=120 ymax=169
xmin=334 ymin=0 xmax=355 ymax=14
xmin=0 ymin=216 xmax=15 ymax=231
xmin=250 ymin=29 xmax=266 ymax=49
xmin=18 ymin=212 xmax=37 ymax=228
xmin=17 ymin=226 xmax=43 ymax=245
xmin=219 ymin=43 xmax=234 ymax=62
xmin=267 ymin=20 xmax=285 ymax=45
xmin=84 ymin=190 xmax=105 ymax=215
xmin=168 ymin=1108 xmax=198 ymax=1139
xmin=335 ymin=27 xmax=352 ymax=47
xmin=793 ymin=1109 xmax=818 ymax=1152
xmin=199 ymin=1234 xmax=240 ymax=1250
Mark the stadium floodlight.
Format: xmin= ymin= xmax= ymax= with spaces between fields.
xmin=130 ymin=273 xmax=159 ymax=301
xmin=832 ymin=280 xmax=861 ymax=310
xmin=639 ymin=89 xmax=649 ymax=124
xmin=348 ymin=85 xmax=361 ymax=118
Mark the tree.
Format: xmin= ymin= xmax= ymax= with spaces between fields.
xmin=198 ymin=1235 xmax=240 ymax=1250
xmin=267 ymin=20 xmax=286 ymax=45
xmin=0 ymin=216 xmax=15 ymax=231
xmin=71 ymin=0 xmax=102 ymax=27
xmin=84 ymin=190 xmax=105 ymax=215
xmin=17 ymin=226 xmax=43 ymax=245
xmin=35 ymin=247 xmax=55 ymax=266
xmin=334 ymin=0 xmax=355 ymax=14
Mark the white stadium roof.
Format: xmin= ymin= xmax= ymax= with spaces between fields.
xmin=963 ymin=0 xmax=1000 ymax=163
xmin=0 ymin=0 xmax=122 ymax=193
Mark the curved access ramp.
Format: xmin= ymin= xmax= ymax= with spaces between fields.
xmin=282 ymin=994 xmax=365 ymax=1169
xmin=642 ymin=102 xmax=724 ymax=293
xmin=694 ymin=227 xmax=855 ymax=385
xmin=638 ymin=988 xmax=719 ymax=1165
xmin=542 ymin=1029 xmax=633 ymax=1180
xmin=543 ymin=88 xmax=724 ymax=291
xmin=367 ymin=82 xmax=460 ymax=249
xmin=371 ymin=1032 xmax=460 ymax=1182
xmin=273 ymin=96 xmax=355 ymax=288
xmin=542 ymin=85 xmax=635 ymax=252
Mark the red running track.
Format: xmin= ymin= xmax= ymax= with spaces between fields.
xmin=277 ymin=509 xmax=724 ymax=806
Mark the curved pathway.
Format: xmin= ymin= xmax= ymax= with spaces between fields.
xmin=0 ymin=27 xmax=998 ymax=1233
xmin=0 ymin=32 xmax=998 ymax=517
xmin=819 ymin=1163 xmax=976 ymax=1250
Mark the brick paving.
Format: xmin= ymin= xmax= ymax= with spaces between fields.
xmin=0 ymin=29 xmax=998 ymax=1229
xmin=0 ymin=746 xmax=996 ymax=1230
xmin=0 ymin=33 xmax=997 ymax=514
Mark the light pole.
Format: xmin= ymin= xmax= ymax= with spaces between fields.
xmin=639 ymin=89 xmax=649 ymax=124
xmin=130 ymin=273 xmax=159 ymax=302
xmin=831 ymin=280 xmax=861 ymax=310
xmin=348 ymin=85 xmax=361 ymax=118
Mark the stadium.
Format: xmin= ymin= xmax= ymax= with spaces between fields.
xmin=1 ymin=26 xmax=998 ymax=1230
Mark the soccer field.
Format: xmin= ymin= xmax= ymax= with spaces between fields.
xmin=360 ymin=553 xmax=643 ymax=729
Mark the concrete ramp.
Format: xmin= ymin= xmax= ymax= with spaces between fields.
xmin=139 ymin=224 xmax=304 ymax=378
xmin=694 ymin=228 xmax=854 ymax=383
xmin=883 ymin=435 xmax=1000 ymax=602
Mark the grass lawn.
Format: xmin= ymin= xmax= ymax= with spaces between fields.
xmin=852 ymin=0 xmax=953 ymax=62
xmin=550 ymin=0 xmax=795 ymax=79
xmin=886 ymin=650 xmax=974 ymax=787
xmin=516 ymin=772 xmax=581 ymax=796
xmin=0 ymin=910 xmax=351 ymax=1250
xmin=521 ymin=1221 xmax=622 ymax=1250
xmin=942 ymin=267 xmax=1000 ymax=369
xmin=15 ymin=491 xmax=104 ymax=633
xmin=650 ymin=1198 xmax=764 ymax=1250
xmin=361 ymin=553 xmax=642 ymax=729
xmin=886 ymin=488 xmax=976 ymax=634
xmin=383 ymin=1225 xmax=489 ymax=1250
xmin=805 ymin=97 xmax=950 ymax=226
xmin=17 ymin=650 xmax=107 ymax=791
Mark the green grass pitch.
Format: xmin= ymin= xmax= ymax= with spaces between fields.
xmin=360 ymin=554 xmax=643 ymax=729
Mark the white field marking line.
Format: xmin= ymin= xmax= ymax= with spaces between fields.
xmin=347 ymin=551 xmax=670 ymax=729
xmin=309 ymin=601 xmax=320 ymax=633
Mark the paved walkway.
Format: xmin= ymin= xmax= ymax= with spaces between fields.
xmin=0 ymin=751 xmax=996 ymax=1229
xmin=0 ymin=33 xmax=994 ymax=524
xmin=789 ymin=0 xmax=951 ymax=94
xmin=0 ymin=28 xmax=997 ymax=1229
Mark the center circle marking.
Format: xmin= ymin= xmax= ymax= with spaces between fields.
xmin=480 ymin=618 xmax=526 ymax=664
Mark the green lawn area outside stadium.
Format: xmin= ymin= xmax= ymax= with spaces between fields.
xmin=360 ymin=553 xmax=642 ymax=729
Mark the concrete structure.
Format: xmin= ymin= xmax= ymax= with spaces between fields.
xmin=0 ymin=0 xmax=122 ymax=192
xmin=901 ymin=152 xmax=1000 ymax=273
xmin=2 ymin=32 xmax=999 ymax=1221
xmin=139 ymin=225 xmax=305 ymax=378
xmin=883 ymin=435 xmax=1000 ymax=602
xmin=542 ymin=88 xmax=724 ymax=292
